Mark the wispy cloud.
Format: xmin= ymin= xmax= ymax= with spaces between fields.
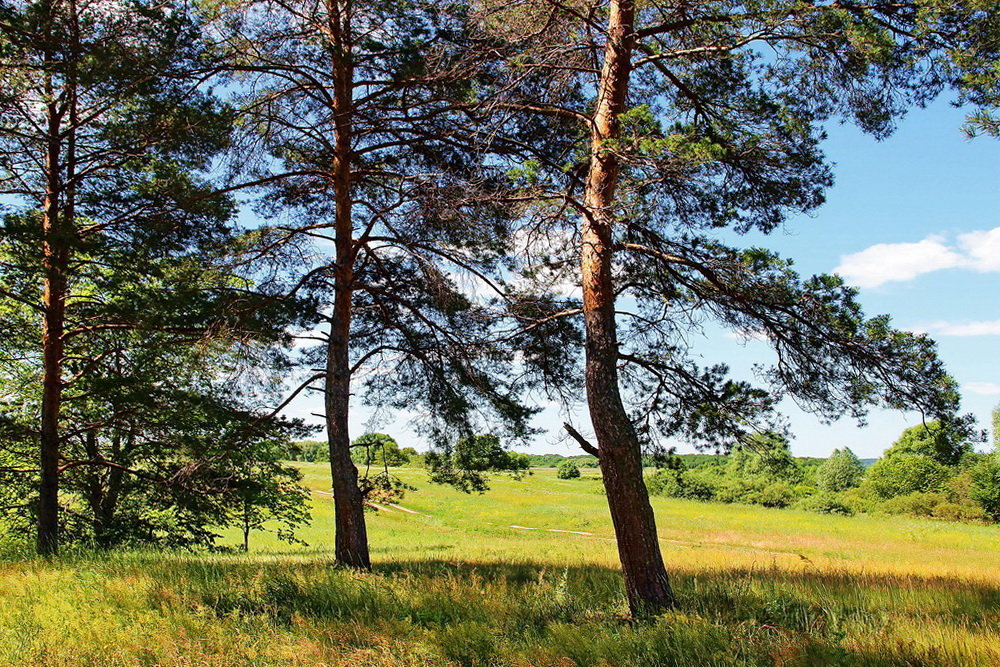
xmin=964 ymin=382 xmax=1000 ymax=395
xmin=914 ymin=320 xmax=1000 ymax=337
xmin=834 ymin=225 xmax=1000 ymax=288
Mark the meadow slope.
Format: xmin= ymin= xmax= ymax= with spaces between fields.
xmin=0 ymin=466 xmax=997 ymax=665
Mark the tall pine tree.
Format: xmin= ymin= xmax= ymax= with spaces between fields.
xmin=0 ymin=0 xmax=240 ymax=554
xmin=475 ymin=0 xmax=991 ymax=615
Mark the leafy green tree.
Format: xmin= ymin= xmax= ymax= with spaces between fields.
xmin=480 ymin=0 xmax=983 ymax=615
xmin=0 ymin=311 xmax=313 ymax=550
xmin=556 ymin=461 xmax=580 ymax=479
xmin=426 ymin=435 xmax=529 ymax=493
xmin=728 ymin=433 xmax=803 ymax=484
xmin=888 ymin=422 xmax=972 ymax=466
xmin=351 ymin=434 xmax=411 ymax=468
xmin=816 ymin=448 xmax=866 ymax=493
xmin=969 ymin=454 xmax=1000 ymax=521
xmin=230 ymin=439 xmax=312 ymax=552
xmin=866 ymin=454 xmax=951 ymax=499
xmin=0 ymin=0 xmax=235 ymax=554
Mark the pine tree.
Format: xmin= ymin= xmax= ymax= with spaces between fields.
xmin=476 ymin=0 xmax=987 ymax=616
xmin=213 ymin=0 xmax=567 ymax=568
xmin=0 ymin=0 xmax=241 ymax=554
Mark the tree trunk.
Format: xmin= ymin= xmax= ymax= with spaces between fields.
xmin=37 ymin=0 xmax=80 ymax=558
xmin=37 ymin=72 xmax=67 ymax=557
xmin=326 ymin=284 xmax=369 ymax=568
xmin=580 ymin=0 xmax=674 ymax=616
xmin=323 ymin=0 xmax=370 ymax=570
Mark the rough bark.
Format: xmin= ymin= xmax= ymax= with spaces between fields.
xmin=322 ymin=0 xmax=370 ymax=570
xmin=37 ymin=0 xmax=81 ymax=557
xmin=37 ymin=70 xmax=67 ymax=557
xmin=580 ymin=0 xmax=674 ymax=616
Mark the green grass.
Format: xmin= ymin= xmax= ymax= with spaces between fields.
xmin=1 ymin=466 xmax=998 ymax=665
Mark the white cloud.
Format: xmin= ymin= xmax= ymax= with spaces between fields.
xmin=958 ymin=227 xmax=1000 ymax=273
xmin=834 ymin=236 xmax=964 ymax=288
xmin=964 ymin=382 xmax=1000 ymax=395
xmin=916 ymin=320 xmax=1000 ymax=337
xmin=835 ymin=225 xmax=1000 ymax=288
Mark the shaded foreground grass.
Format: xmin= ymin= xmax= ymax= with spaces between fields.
xmin=0 ymin=467 xmax=997 ymax=665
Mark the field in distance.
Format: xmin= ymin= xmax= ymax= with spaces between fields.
xmin=0 ymin=465 xmax=997 ymax=665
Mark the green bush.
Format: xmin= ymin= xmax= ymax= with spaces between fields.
xmin=880 ymin=491 xmax=946 ymax=517
xmin=758 ymin=481 xmax=797 ymax=508
xmin=794 ymin=492 xmax=853 ymax=515
xmin=556 ymin=461 xmax=581 ymax=479
xmin=645 ymin=468 xmax=713 ymax=500
xmin=713 ymin=477 xmax=767 ymax=505
xmin=931 ymin=501 xmax=986 ymax=522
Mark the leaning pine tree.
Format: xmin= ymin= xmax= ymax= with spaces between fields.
xmin=474 ymin=0 xmax=993 ymax=616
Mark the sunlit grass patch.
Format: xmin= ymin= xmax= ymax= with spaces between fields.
xmin=1 ymin=467 xmax=997 ymax=665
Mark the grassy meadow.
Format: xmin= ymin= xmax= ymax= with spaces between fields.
xmin=1 ymin=465 xmax=998 ymax=665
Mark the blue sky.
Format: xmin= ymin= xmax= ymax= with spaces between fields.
xmin=283 ymin=99 xmax=999 ymax=460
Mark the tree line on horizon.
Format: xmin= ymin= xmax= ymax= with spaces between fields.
xmin=284 ymin=417 xmax=1000 ymax=525
xmin=0 ymin=0 xmax=997 ymax=618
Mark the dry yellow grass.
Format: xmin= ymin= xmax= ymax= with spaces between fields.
xmin=0 ymin=466 xmax=996 ymax=665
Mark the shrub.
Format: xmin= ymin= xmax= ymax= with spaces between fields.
xmin=881 ymin=491 xmax=946 ymax=517
xmin=865 ymin=453 xmax=950 ymax=499
xmin=794 ymin=492 xmax=853 ymax=515
xmin=556 ymin=461 xmax=581 ymax=479
xmin=931 ymin=501 xmax=986 ymax=522
xmin=758 ymin=481 xmax=796 ymax=508
xmin=645 ymin=468 xmax=713 ymax=500
xmin=712 ymin=477 xmax=761 ymax=504
xmin=815 ymin=448 xmax=865 ymax=492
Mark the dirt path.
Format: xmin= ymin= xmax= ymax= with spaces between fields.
xmin=310 ymin=490 xmax=428 ymax=515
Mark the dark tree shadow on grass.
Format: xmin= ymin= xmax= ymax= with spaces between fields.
xmin=87 ymin=552 xmax=1000 ymax=666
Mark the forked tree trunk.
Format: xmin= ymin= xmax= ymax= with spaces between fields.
xmin=323 ymin=0 xmax=370 ymax=570
xmin=580 ymin=0 xmax=674 ymax=616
